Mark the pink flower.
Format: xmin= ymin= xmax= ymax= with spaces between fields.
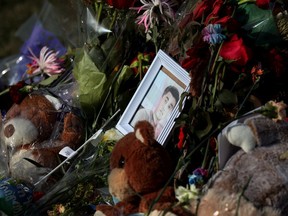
xmin=27 ymin=46 xmax=64 ymax=76
xmin=132 ymin=0 xmax=176 ymax=32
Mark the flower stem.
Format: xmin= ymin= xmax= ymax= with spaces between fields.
xmin=96 ymin=2 xmax=103 ymax=23
xmin=235 ymin=77 xmax=260 ymax=118
xmin=0 ymin=88 xmax=9 ymax=97
xmin=107 ymin=10 xmax=117 ymax=38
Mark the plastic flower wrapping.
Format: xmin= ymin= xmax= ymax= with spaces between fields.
xmin=1 ymin=0 xmax=288 ymax=215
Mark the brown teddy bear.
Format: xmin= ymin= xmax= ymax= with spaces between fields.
xmin=95 ymin=121 xmax=191 ymax=216
xmin=1 ymin=92 xmax=84 ymax=186
xmin=192 ymin=115 xmax=288 ymax=216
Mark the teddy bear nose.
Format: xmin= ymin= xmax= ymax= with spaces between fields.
xmin=4 ymin=124 xmax=15 ymax=138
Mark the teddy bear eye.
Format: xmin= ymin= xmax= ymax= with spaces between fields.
xmin=118 ymin=156 xmax=125 ymax=168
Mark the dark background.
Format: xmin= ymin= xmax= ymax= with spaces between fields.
xmin=0 ymin=0 xmax=43 ymax=59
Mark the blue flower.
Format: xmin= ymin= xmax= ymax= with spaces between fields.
xmin=202 ymin=24 xmax=226 ymax=45
xmin=188 ymin=174 xmax=203 ymax=185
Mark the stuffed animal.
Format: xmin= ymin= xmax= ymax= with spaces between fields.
xmin=192 ymin=115 xmax=288 ymax=216
xmin=1 ymin=92 xmax=84 ymax=186
xmin=95 ymin=121 xmax=191 ymax=216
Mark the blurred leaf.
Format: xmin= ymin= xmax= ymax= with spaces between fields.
xmin=39 ymin=75 xmax=60 ymax=86
xmin=113 ymin=65 xmax=133 ymax=97
xmin=101 ymin=36 xmax=123 ymax=72
xmin=73 ymin=48 xmax=107 ymax=115
xmin=88 ymin=46 xmax=106 ymax=71
xmin=235 ymin=3 xmax=282 ymax=46
xmin=195 ymin=111 xmax=212 ymax=139
xmin=218 ymin=89 xmax=238 ymax=105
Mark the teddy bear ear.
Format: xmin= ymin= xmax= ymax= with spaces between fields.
xmin=134 ymin=121 xmax=155 ymax=146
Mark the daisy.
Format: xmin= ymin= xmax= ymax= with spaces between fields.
xmin=27 ymin=46 xmax=64 ymax=76
xmin=132 ymin=0 xmax=176 ymax=32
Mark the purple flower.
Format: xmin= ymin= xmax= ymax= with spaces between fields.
xmin=21 ymin=22 xmax=66 ymax=57
xmin=202 ymin=24 xmax=226 ymax=45
xmin=193 ymin=168 xmax=208 ymax=177
xmin=188 ymin=168 xmax=208 ymax=186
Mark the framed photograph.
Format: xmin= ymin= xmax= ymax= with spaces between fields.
xmin=116 ymin=49 xmax=190 ymax=145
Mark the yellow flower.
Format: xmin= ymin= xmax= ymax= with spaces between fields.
xmin=102 ymin=128 xmax=123 ymax=142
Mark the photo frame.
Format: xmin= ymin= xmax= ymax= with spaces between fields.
xmin=116 ymin=49 xmax=190 ymax=145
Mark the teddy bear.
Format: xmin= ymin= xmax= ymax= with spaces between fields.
xmin=1 ymin=92 xmax=84 ymax=187
xmin=191 ymin=115 xmax=288 ymax=216
xmin=95 ymin=120 xmax=191 ymax=216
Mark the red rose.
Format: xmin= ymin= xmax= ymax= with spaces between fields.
xmin=256 ymin=0 xmax=270 ymax=9
xmin=106 ymin=0 xmax=137 ymax=9
xmin=214 ymin=16 xmax=240 ymax=33
xmin=220 ymin=34 xmax=253 ymax=72
xmin=205 ymin=0 xmax=224 ymax=24
xmin=181 ymin=41 xmax=210 ymax=96
xmin=192 ymin=0 xmax=214 ymax=21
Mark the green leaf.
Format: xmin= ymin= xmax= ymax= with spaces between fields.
xmin=235 ymin=3 xmax=282 ymax=46
xmin=73 ymin=48 xmax=107 ymax=115
xmin=218 ymin=89 xmax=238 ymax=105
xmin=39 ymin=75 xmax=60 ymax=86
xmin=179 ymin=92 xmax=190 ymax=112
xmin=101 ymin=36 xmax=123 ymax=72
xmin=113 ymin=65 xmax=133 ymax=97
xmin=195 ymin=111 xmax=213 ymax=139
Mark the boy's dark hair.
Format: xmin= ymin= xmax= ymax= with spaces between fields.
xmin=162 ymin=85 xmax=179 ymax=102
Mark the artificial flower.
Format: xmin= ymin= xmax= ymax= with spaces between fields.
xmin=130 ymin=52 xmax=155 ymax=75
xmin=268 ymin=100 xmax=287 ymax=122
xmin=202 ymin=24 xmax=226 ymax=45
xmin=26 ymin=46 xmax=64 ymax=76
xmin=257 ymin=100 xmax=288 ymax=122
xmin=188 ymin=168 xmax=208 ymax=187
xmin=219 ymin=34 xmax=253 ymax=73
xmin=106 ymin=0 xmax=137 ymax=9
xmin=175 ymin=184 xmax=199 ymax=203
xmin=132 ymin=0 xmax=177 ymax=32
xmin=251 ymin=63 xmax=264 ymax=83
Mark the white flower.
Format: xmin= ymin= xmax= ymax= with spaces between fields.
xmin=27 ymin=46 xmax=64 ymax=76
xmin=175 ymin=184 xmax=199 ymax=203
